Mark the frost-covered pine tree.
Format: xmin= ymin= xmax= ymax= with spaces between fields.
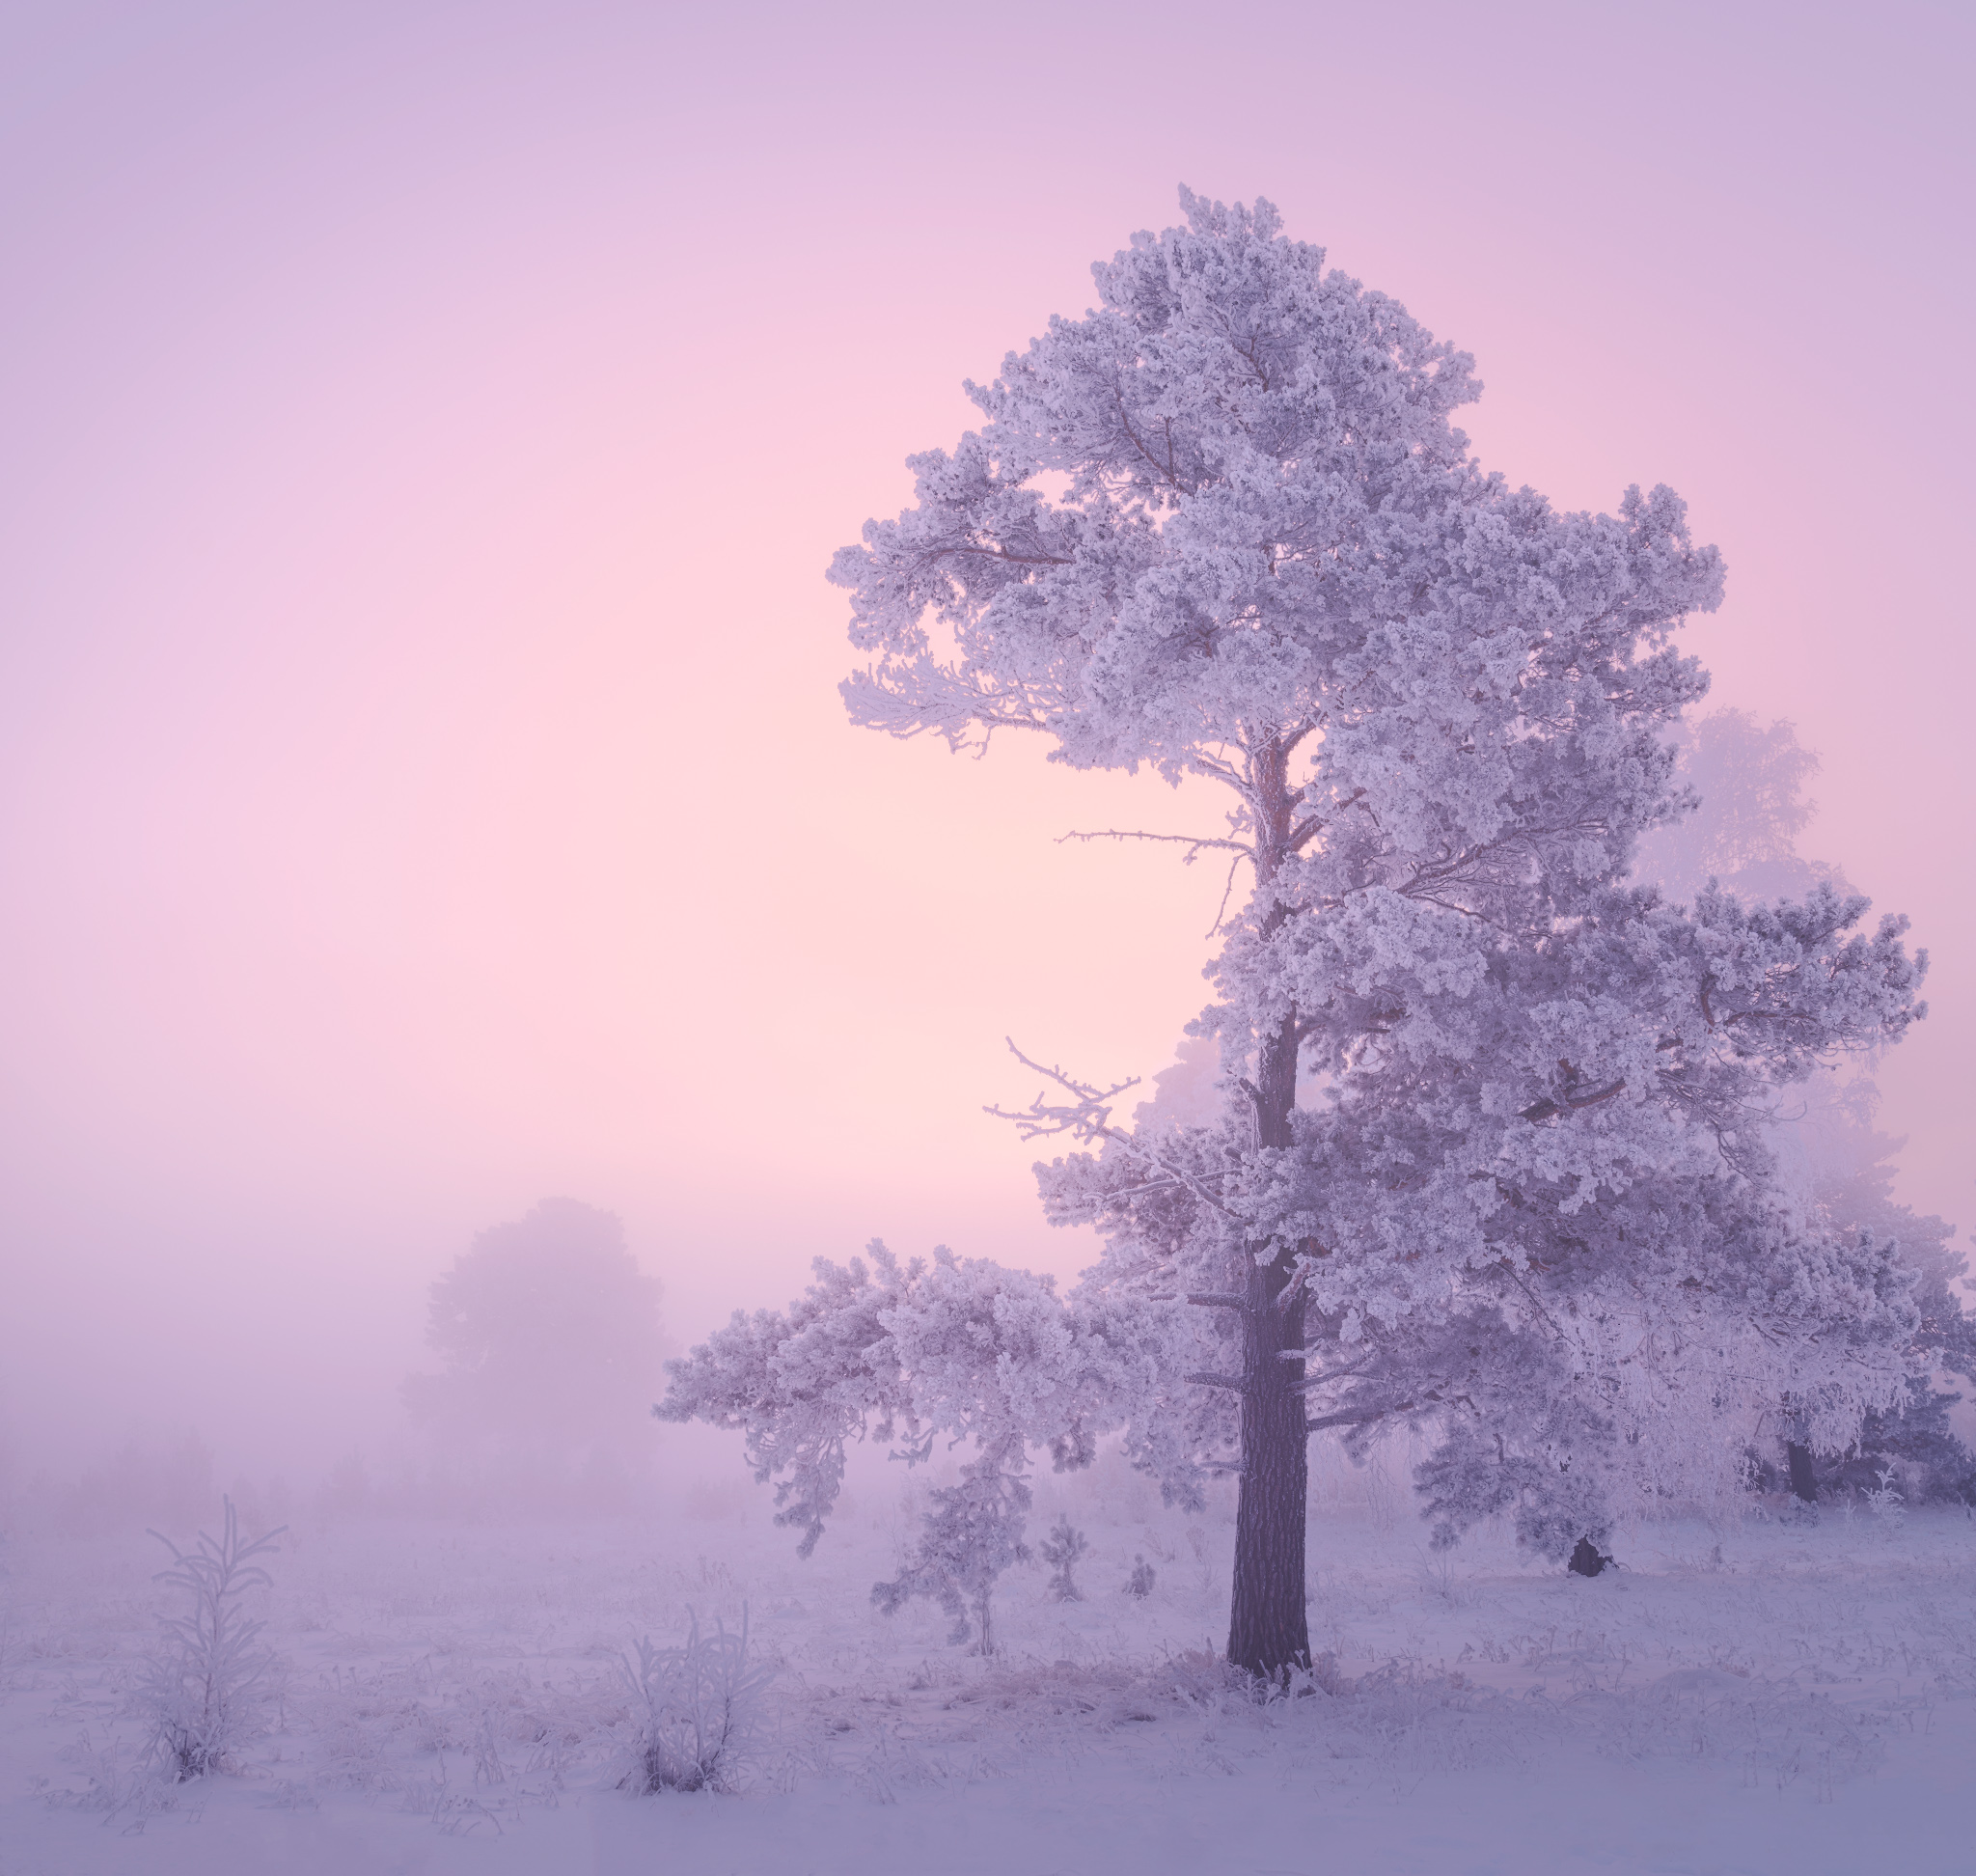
xmin=665 ymin=190 xmax=1927 ymax=1681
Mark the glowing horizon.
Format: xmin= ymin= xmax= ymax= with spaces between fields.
xmin=1 ymin=0 xmax=1968 ymax=1482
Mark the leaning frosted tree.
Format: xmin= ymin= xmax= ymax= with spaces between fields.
xmin=663 ymin=190 xmax=1926 ymax=1680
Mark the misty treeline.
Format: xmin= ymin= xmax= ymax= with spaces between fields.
xmin=2 ymin=1197 xmax=674 ymax=1537
xmin=660 ymin=190 xmax=1969 ymax=1682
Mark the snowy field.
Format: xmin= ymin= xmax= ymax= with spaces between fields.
xmin=3 ymin=1452 xmax=1972 ymax=1876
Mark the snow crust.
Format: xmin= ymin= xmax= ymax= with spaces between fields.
xmin=4 ymin=1462 xmax=1970 ymax=1874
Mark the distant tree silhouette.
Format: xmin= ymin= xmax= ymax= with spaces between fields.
xmin=1636 ymin=713 xmax=1972 ymax=1504
xmin=402 ymin=1198 xmax=668 ymax=1465
xmin=1633 ymin=708 xmax=1844 ymax=904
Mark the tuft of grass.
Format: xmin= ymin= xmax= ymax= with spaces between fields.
xmin=618 ymin=1606 xmax=775 ymax=1793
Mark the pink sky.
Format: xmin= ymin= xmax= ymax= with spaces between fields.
xmin=2 ymin=1 xmax=1969 ymax=1476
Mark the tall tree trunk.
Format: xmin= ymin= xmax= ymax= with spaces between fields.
xmin=1224 ymin=743 xmax=1312 ymax=1680
xmin=1226 ymin=1171 xmax=1310 ymax=1678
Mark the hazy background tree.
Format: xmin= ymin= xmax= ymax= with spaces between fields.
xmin=1637 ymin=712 xmax=1971 ymax=1504
xmin=402 ymin=1198 xmax=671 ymax=1492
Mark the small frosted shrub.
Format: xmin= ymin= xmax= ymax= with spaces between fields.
xmin=135 ymin=1497 xmax=286 ymax=1780
xmin=1124 ymin=1556 xmax=1156 ymax=1599
xmin=618 ymin=1607 xmax=774 ymax=1794
xmin=873 ymin=1460 xmax=1031 ymax=1655
xmin=1864 ymin=1467 xmax=1906 ymax=1533
xmin=1040 ymin=1515 xmax=1089 ymax=1603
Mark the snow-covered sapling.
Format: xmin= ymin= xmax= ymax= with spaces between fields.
xmin=1040 ymin=1514 xmax=1090 ymax=1602
xmin=135 ymin=1497 xmax=286 ymax=1780
xmin=1125 ymin=1557 xmax=1156 ymax=1599
xmin=872 ymin=1459 xmax=1031 ymax=1655
xmin=618 ymin=1606 xmax=775 ymax=1794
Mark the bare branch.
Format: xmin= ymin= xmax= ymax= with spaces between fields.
xmin=1207 ymin=847 xmax=1246 ymax=938
xmin=1057 ymin=828 xmax=1252 ymax=868
xmin=1187 ymin=1292 xmax=1248 ymax=1311
xmin=983 ymin=1039 xmax=1249 ymax=1223
xmin=983 ymin=1039 xmax=1141 ymax=1142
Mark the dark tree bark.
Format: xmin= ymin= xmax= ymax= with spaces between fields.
xmin=1224 ymin=745 xmax=1313 ymax=1680
xmin=1786 ymin=1440 xmax=1819 ymax=1504
xmin=1226 ymin=1179 xmax=1311 ymax=1678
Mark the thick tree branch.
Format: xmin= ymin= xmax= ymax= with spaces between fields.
xmin=1188 ymin=1372 xmax=1250 ymax=1393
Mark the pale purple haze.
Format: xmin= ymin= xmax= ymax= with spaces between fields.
xmin=1 ymin=0 xmax=1969 ymax=1488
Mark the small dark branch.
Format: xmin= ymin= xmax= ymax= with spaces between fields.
xmin=1186 ymin=748 xmax=1249 ymax=789
xmin=1274 ymin=1260 xmax=1315 ymax=1312
xmin=1187 ymin=1292 xmax=1249 ymax=1311
xmin=1278 ymin=716 xmax=1324 ymax=760
xmin=1303 ymin=1390 xmax=1439 ymax=1424
xmin=1207 ymin=848 xmax=1245 ymax=938
xmin=1523 ymin=1080 xmax=1624 ymax=1122
xmin=930 ymin=539 xmax=1076 ymax=569
xmin=1187 ymin=1372 xmax=1249 ymax=1394
xmin=1236 ymin=1076 xmax=1264 ymax=1114
xmin=1112 ymin=388 xmax=1190 ymax=491
xmin=1564 ymin=1079 xmax=1625 ymax=1112
xmin=1400 ymin=891 xmax=1505 ymax=931
xmin=1286 ymin=786 xmax=1364 ymax=854
xmin=1304 ymin=1404 xmax=1402 ymax=1430
xmin=1104 ymin=1177 xmax=1215 ymax=1204
xmin=1700 ymin=979 xmax=1717 ymax=1030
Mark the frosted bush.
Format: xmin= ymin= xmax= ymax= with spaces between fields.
xmin=1040 ymin=1515 xmax=1089 ymax=1602
xmin=134 ymin=1496 xmax=285 ymax=1780
xmin=618 ymin=1606 xmax=774 ymax=1794
xmin=1864 ymin=1467 xmax=1906 ymax=1533
xmin=1125 ymin=1556 xmax=1156 ymax=1599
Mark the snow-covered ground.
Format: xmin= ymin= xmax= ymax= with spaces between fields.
xmin=3 ymin=1452 xmax=1971 ymax=1875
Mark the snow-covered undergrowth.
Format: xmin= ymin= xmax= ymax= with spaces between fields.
xmin=2 ymin=1461 xmax=1971 ymax=1870
xmin=617 ymin=1608 xmax=775 ymax=1793
xmin=134 ymin=1499 xmax=286 ymax=1781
